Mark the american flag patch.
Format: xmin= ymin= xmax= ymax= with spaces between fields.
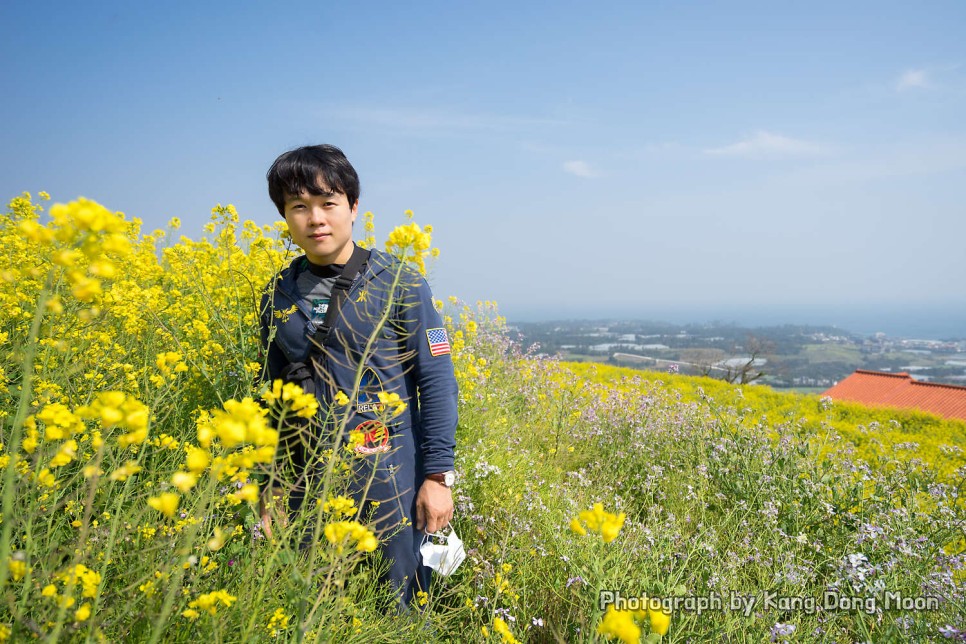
xmin=426 ymin=327 xmax=451 ymax=357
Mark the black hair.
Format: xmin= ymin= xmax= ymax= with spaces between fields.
xmin=266 ymin=144 xmax=360 ymax=216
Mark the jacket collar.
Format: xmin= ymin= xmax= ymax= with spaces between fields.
xmin=273 ymin=246 xmax=395 ymax=305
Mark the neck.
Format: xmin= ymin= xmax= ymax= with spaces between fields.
xmin=308 ymin=241 xmax=355 ymax=266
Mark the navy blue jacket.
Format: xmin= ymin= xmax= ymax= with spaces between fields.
xmin=259 ymin=248 xmax=458 ymax=475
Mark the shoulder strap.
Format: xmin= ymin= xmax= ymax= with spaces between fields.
xmin=318 ymin=244 xmax=370 ymax=340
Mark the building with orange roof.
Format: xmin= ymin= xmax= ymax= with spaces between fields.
xmin=822 ymin=370 xmax=966 ymax=422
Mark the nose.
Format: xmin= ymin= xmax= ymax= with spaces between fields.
xmin=307 ymin=205 xmax=326 ymax=226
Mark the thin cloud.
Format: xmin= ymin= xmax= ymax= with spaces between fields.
xmin=563 ymin=160 xmax=598 ymax=178
xmin=896 ymin=68 xmax=931 ymax=91
xmin=703 ymin=131 xmax=828 ymax=159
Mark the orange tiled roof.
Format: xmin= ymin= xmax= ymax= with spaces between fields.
xmin=823 ymin=369 xmax=966 ymax=421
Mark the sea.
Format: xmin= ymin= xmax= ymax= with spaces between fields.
xmin=508 ymin=304 xmax=966 ymax=342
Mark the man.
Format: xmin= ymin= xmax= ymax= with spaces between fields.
xmin=258 ymin=144 xmax=458 ymax=609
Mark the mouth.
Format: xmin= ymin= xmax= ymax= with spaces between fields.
xmin=309 ymin=232 xmax=330 ymax=240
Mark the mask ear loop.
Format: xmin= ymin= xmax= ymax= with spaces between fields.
xmin=439 ymin=528 xmax=465 ymax=575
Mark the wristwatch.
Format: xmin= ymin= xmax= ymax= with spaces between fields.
xmin=425 ymin=470 xmax=456 ymax=487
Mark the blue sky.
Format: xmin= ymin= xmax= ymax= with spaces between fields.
xmin=3 ymin=1 xmax=965 ymax=336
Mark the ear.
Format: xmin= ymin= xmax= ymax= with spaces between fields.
xmin=351 ymin=200 xmax=359 ymax=223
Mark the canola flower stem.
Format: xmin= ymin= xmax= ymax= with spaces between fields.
xmin=52 ymin=443 xmax=135 ymax=644
xmin=147 ymin=473 xmax=220 ymax=644
xmin=239 ymin=545 xmax=289 ymax=642
xmin=0 ymin=271 xmax=53 ymax=590
xmin=80 ymin=444 xmax=134 ymax=644
xmin=150 ymin=310 xmax=223 ymax=405
xmin=243 ymin=402 xmax=329 ymax=642
xmin=302 ymin=451 xmax=387 ymax=626
xmin=241 ymin=409 xmax=301 ymax=641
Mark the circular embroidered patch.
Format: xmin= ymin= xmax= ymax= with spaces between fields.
xmin=354 ymin=419 xmax=390 ymax=455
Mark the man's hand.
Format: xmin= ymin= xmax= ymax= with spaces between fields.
xmin=415 ymin=479 xmax=453 ymax=534
xmin=259 ymin=485 xmax=288 ymax=539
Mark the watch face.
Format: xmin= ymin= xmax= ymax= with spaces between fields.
xmin=444 ymin=471 xmax=456 ymax=487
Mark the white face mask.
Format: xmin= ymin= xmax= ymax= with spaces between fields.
xmin=419 ymin=528 xmax=466 ymax=576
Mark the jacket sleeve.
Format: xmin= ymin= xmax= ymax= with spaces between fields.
xmin=401 ymin=274 xmax=459 ymax=474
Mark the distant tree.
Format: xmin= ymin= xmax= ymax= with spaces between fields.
xmin=679 ymin=348 xmax=728 ymax=377
xmin=723 ymin=335 xmax=775 ymax=385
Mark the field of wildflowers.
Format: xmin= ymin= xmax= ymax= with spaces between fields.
xmin=1 ymin=193 xmax=964 ymax=642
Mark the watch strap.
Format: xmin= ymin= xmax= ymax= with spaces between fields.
xmin=426 ymin=471 xmax=455 ymax=486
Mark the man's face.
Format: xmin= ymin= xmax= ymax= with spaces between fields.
xmin=283 ymin=184 xmax=358 ymax=265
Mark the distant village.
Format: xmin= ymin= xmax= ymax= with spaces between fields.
xmin=511 ymin=320 xmax=966 ymax=390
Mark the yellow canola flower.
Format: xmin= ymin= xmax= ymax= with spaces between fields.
xmin=208 ymin=397 xmax=276 ymax=448
xmin=7 ymin=558 xmax=26 ymax=582
xmin=108 ymin=461 xmax=142 ymax=481
xmin=598 ymin=605 xmax=641 ymax=644
xmin=598 ymin=603 xmax=671 ymax=642
xmin=262 ymin=380 xmax=318 ymax=418
xmin=188 ymin=589 xmax=236 ymax=615
xmin=385 ymin=221 xmax=435 ymax=275
xmin=570 ymin=503 xmax=625 ymax=544
xmin=67 ymin=270 xmax=102 ymax=302
xmin=52 ymin=248 xmax=83 ymax=267
xmin=56 ymin=564 xmax=101 ymax=598
xmin=377 ymin=391 xmax=408 ymax=417
xmin=21 ymin=424 xmax=39 ymax=454
xmin=18 ymin=219 xmax=55 ymax=244
xmin=48 ymin=439 xmax=78 ymax=468
xmin=333 ymin=390 xmax=350 ymax=406
xmin=266 ymin=608 xmax=290 ymax=635
xmin=236 ymin=483 xmax=259 ymax=503
xmin=88 ymin=258 xmax=116 ymax=278
xmin=49 ymin=197 xmax=129 ymax=239
xmin=321 ymin=495 xmax=356 ymax=517
xmin=155 ymin=351 xmax=188 ymax=376
xmin=76 ymin=391 xmax=150 ymax=448
xmin=171 ymin=471 xmax=198 ymax=492
xmin=492 ymin=617 xmax=521 ymax=644
xmin=324 ymin=521 xmax=378 ymax=554
xmin=346 ymin=430 xmax=365 ymax=452
xmin=207 ymin=527 xmax=227 ymax=551
xmin=569 ymin=518 xmax=587 ymax=536
xmin=36 ymin=468 xmax=57 ymax=488
xmin=75 ymin=602 xmax=91 ymax=622
xmin=33 ymin=402 xmax=85 ymax=441
xmin=147 ymin=492 xmax=180 ymax=519
xmin=647 ymin=606 xmax=671 ymax=636
xmin=185 ymin=445 xmax=211 ymax=473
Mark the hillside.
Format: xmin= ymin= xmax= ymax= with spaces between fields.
xmin=515 ymin=320 xmax=966 ymax=389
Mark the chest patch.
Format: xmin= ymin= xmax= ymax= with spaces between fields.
xmin=356 ymin=367 xmax=382 ymax=413
xmin=311 ymin=298 xmax=329 ymax=320
xmin=354 ymin=419 xmax=390 ymax=455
